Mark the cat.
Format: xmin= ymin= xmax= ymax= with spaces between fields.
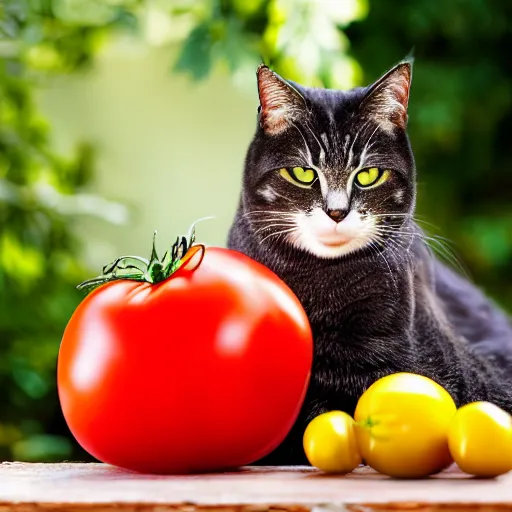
xmin=227 ymin=60 xmax=512 ymax=465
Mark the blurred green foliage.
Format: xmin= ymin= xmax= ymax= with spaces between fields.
xmin=0 ymin=0 xmax=510 ymax=462
xmin=0 ymin=0 xmax=132 ymax=461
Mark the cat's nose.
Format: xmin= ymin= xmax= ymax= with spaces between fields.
xmin=326 ymin=209 xmax=348 ymax=223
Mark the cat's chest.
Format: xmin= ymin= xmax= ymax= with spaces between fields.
xmin=279 ymin=263 xmax=396 ymax=322
xmin=273 ymin=258 xmax=415 ymax=367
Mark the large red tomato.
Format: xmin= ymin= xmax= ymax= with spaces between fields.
xmin=58 ymin=232 xmax=312 ymax=474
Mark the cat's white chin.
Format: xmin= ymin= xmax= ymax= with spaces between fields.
xmin=292 ymin=236 xmax=366 ymax=258
xmin=290 ymin=208 xmax=376 ymax=259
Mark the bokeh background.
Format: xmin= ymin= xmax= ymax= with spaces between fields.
xmin=1 ymin=0 xmax=511 ymax=462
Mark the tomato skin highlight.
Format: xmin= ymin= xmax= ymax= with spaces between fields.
xmin=448 ymin=402 xmax=512 ymax=477
xmin=354 ymin=373 xmax=456 ymax=478
xmin=58 ymin=247 xmax=313 ymax=474
xmin=303 ymin=411 xmax=362 ymax=473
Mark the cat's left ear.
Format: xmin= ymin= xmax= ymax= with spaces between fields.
xmin=257 ymin=64 xmax=306 ymax=135
xmin=360 ymin=61 xmax=412 ymax=132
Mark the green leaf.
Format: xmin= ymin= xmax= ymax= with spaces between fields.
xmin=173 ymin=22 xmax=213 ymax=80
xmin=217 ymin=16 xmax=259 ymax=73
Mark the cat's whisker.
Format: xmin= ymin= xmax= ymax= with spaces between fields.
xmin=371 ymin=225 xmax=416 ymax=256
xmin=370 ymin=214 xmax=444 ymax=236
xmin=242 ymin=209 xmax=297 ymax=216
xmin=250 ymin=221 xmax=297 ymax=229
xmin=370 ymin=213 xmax=414 ymax=218
xmin=374 ymin=225 xmax=466 ymax=275
xmin=242 ymin=211 xmax=301 ymax=222
xmin=259 ymin=227 xmax=297 ymax=245
xmin=367 ymin=238 xmax=399 ymax=291
xmin=379 ymin=234 xmax=414 ymax=260
xmin=377 ymin=224 xmax=456 ymax=254
xmin=249 ymin=216 xmax=298 ymax=223
xmin=408 ymin=214 xmax=443 ymax=231
xmin=366 ymin=240 xmax=382 ymax=265
xmin=373 ymin=229 xmax=418 ymax=240
xmin=422 ymin=237 xmax=469 ymax=278
xmin=373 ymin=220 xmax=417 ymax=229
xmin=371 ymin=213 xmax=412 ymax=217
xmin=414 ymin=219 xmax=442 ymax=230
xmin=254 ymin=223 xmax=295 ymax=236
xmin=372 ymin=240 xmax=409 ymax=277
xmin=376 ymin=234 xmax=417 ymax=258
xmin=374 ymin=230 xmax=418 ymax=240
xmin=374 ymin=223 xmax=417 ymax=230
xmin=371 ymin=234 xmax=401 ymax=260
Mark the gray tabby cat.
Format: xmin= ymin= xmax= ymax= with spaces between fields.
xmin=227 ymin=61 xmax=512 ymax=465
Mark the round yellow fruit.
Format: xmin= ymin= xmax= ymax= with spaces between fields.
xmin=303 ymin=411 xmax=362 ymax=473
xmin=448 ymin=401 xmax=512 ymax=477
xmin=354 ymin=372 xmax=456 ymax=478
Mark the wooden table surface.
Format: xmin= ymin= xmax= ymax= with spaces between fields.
xmin=1 ymin=462 xmax=512 ymax=512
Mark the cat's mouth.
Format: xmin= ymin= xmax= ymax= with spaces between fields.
xmin=291 ymin=209 xmax=375 ymax=258
xmin=317 ymin=236 xmax=350 ymax=247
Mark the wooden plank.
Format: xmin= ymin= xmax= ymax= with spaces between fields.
xmin=0 ymin=462 xmax=511 ymax=512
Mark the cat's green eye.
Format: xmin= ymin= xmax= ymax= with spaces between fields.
xmin=355 ymin=167 xmax=391 ymax=188
xmin=279 ymin=167 xmax=317 ymax=188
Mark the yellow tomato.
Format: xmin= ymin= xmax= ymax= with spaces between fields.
xmin=354 ymin=373 xmax=456 ymax=478
xmin=303 ymin=411 xmax=362 ymax=473
xmin=448 ymin=401 xmax=512 ymax=477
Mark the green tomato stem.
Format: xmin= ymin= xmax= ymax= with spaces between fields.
xmin=355 ymin=417 xmax=379 ymax=430
xmin=77 ymin=218 xmax=212 ymax=294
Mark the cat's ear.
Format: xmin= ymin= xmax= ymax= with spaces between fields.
xmin=360 ymin=61 xmax=412 ymax=132
xmin=257 ymin=64 xmax=306 ymax=135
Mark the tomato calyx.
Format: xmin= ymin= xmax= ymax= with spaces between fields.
xmin=77 ymin=220 xmax=208 ymax=294
xmin=354 ymin=416 xmax=385 ymax=439
xmin=357 ymin=416 xmax=379 ymax=430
